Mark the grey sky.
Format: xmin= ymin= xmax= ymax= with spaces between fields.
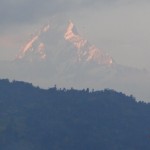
xmin=0 ymin=0 xmax=150 ymax=69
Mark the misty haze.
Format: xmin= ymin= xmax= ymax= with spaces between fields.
xmin=0 ymin=19 xmax=150 ymax=101
xmin=0 ymin=0 xmax=150 ymax=149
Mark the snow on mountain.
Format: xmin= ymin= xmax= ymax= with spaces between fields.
xmin=15 ymin=20 xmax=113 ymax=66
xmin=0 ymin=19 xmax=150 ymax=101
xmin=16 ymin=24 xmax=50 ymax=61
xmin=64 ymin=21 xmax=113 ymax=65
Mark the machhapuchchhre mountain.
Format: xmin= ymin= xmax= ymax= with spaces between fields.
xmin=0 ymin=19 xmax=150 ymax=101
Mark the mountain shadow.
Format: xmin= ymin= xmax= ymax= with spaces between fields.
xmin=0 ymin=79 xmax=150 ymax=150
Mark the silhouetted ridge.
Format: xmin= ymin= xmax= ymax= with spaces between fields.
xmin=0 ymin=79 xmax=150 ymax=150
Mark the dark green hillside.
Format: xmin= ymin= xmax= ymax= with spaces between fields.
xmin=0 ymin=79 xmax=150 ymax=150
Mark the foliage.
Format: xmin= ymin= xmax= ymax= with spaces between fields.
xmin=0 ymin=79 xmax=150 ymax=150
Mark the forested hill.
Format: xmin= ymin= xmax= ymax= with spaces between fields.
xmin=0 ymin=79 xmax=150 ymax=150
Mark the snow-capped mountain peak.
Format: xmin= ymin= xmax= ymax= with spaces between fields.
xmin=1 ymin=20 xmax=150 ymax=101
xmin=64 ymin=21 xmax=113 ymax=65
xmin=64 ymin=21 xmax=87 ymax=49
xmin=16 ymin=20 xmax=113 ymax=66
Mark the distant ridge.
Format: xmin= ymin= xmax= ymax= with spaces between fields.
xmin=16 ymin=20 xmax=113 ymax=66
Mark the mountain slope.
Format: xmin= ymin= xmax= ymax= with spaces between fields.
xmin=16 ymin=21 xmax=113 ymax=65
xmin=0 ymin=79 xmax=150 ymax=150
xmin=0 ymin=20 xmax=150 ymax=101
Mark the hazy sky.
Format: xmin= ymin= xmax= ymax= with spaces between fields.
xmin=1 ymin=0 xmax=150 ymax=69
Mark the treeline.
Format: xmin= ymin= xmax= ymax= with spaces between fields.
xmin=0 ymin=79 xmax=150 ymax=150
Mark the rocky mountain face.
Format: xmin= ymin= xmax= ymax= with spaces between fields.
xmin=16 ymin=21 xmax=113 ymax=66
xmin=1 ymin=20 xmax=150 ymax=101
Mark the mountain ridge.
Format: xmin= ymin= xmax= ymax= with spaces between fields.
xmin=0 ymin=19 xmax=150 ymax=101
xmin=0 ymin=79 xmax=150 ymax=150
xmin=15 ymin=20 xmax=113 ymax=66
